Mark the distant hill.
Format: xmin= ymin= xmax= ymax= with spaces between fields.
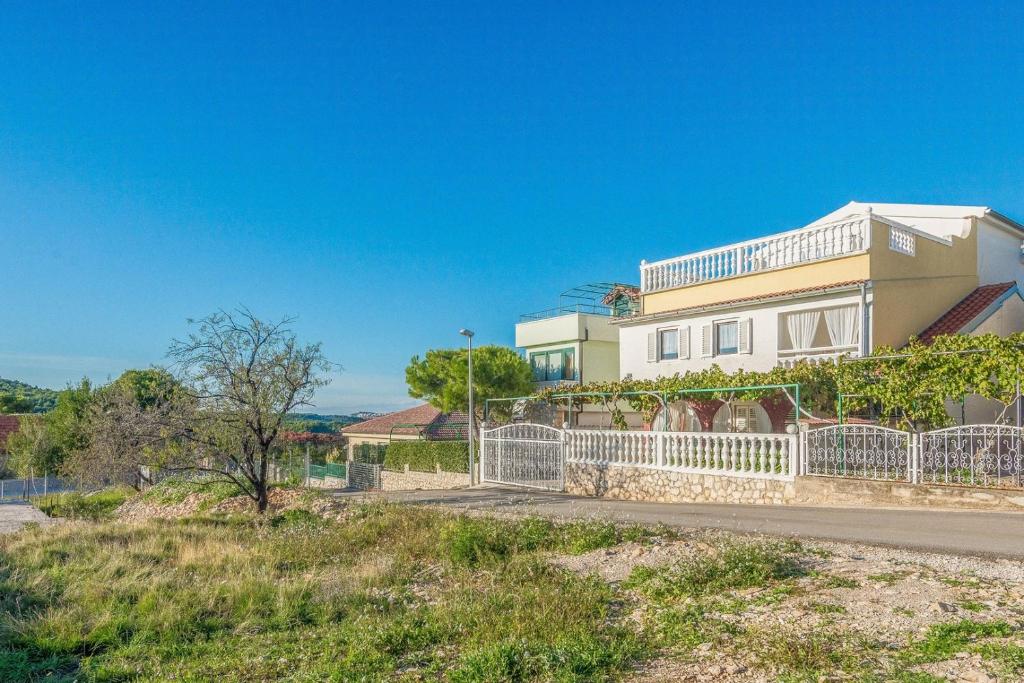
xmin=0 ymin=378 xmax=60 ymax=414
xmin=283 ymin=412 xmax=365 ymax=434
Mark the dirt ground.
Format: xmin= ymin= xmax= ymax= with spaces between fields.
xmin=553 ymin=532 xmax=1024 ymax=683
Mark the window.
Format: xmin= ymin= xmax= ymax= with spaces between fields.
xmin=716 ymin=321 xmax=739 ymax=355
xmin=702 ymin=319 xmax=751 ymax=357
xmin=529 ymin=348 xmax=576 ymax=382
xmin=648 ymin=327 xmax=689 ymax=362
xmin=659 ymin=329 xmax=679 ymax=360
xmin=732 ymin=405 xmax=758 ymax=433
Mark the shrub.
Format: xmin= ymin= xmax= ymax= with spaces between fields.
xmin=34 ymin=487 xmax=131 ymax=520
xmin=384 ymin=440 xmax=469 ymax=473
xmin=142 ymin=476 xmax=240 ymax=505
xmin=624 ymin=540 xmax=805 ymax=600
xmin=901 ymin=620 xmax=1015 ymax=664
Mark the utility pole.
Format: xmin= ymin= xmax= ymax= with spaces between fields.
xmin=460 ymin=328 xmax=475 ymax=485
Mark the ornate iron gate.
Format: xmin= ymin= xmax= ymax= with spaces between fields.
xmin=920 ymin=425 xmax=1023 ymax=488
xmin=479 ymin=423 xmax=564 ymax=491
xmin=804 ymin=425 xmax=911 ymax=481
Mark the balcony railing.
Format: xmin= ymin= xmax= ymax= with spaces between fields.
xmin=777 ymin=345 xmax=859 ymax=368
xmin=640 ymin=216 xmax=871 ymax=294
xmin=519 ymin=303 xmax=614 ymax=322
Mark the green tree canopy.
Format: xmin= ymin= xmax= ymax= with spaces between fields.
xmin=0 ymin=393 xmax=35 ymax=414
xmin=108 ymin=368 xmax=182 ymax=408
xmin=406 ymin=345 xmax=533 ymax=417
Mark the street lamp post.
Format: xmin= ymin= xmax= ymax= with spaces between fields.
xmin=459 ymin=328 xmax=475 ymax=485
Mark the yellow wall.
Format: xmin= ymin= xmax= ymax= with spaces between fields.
xmin=638 ymin=218 xmax=983 ymax=349
xmin=580 ymin=339 xmax=619 ymax=382
xmin=868 ymin=219 xmax=978 ymax=347
xmin=642 ymin=254 xmax=870 ymax=315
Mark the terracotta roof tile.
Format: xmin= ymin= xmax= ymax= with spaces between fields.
xmin=916 ymin=282 xmax=1016 ymax=345
xmin=340 ymin=404 xmax=469 ymax=439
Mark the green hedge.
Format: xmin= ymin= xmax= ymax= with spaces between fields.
xmin=384 ymin=440 xmax=470 ymax=473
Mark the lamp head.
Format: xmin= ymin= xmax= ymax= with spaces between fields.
xmin=459 ymin=328 xmax=475 ymax=338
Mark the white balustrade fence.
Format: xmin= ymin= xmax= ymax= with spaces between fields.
xmin=640 ymin=216 xmax=870 ymax=294
xmin=565 ymin=429 xmax=797 ymax=481
xmin=479 ymin=423 xmax=1021 ymax=494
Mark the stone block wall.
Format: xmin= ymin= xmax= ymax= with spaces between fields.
xmin=793 ymin=475 xmax=1024 ymax=512
xmin=380 ymin=465 xmax=470 ymax=491
xmin=305 ymin=475 xmax=347 ymax=489
xmin=564 ymin=463 xmax=795 ymax=505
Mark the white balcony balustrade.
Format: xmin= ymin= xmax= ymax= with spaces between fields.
xmin=640 ymin=216 xmax=871 ymax=294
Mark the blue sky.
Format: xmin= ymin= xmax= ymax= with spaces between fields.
xmin=1 ymin=2 xmax=1023 ymax=413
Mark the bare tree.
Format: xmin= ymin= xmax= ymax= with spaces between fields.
xmin=63 ymin=384 xmax=181 ymax=490
xmin=168 ymin=309 xmax=330 ymax=512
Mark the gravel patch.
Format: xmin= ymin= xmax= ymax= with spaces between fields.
xmin=0 ymin=501 xmax=62 ymax=533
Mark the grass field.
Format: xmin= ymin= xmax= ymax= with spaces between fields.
xmin=0 ymin=499 xmax=664 ymax=682
xmin=1 ymin=486 xmax=1021 ymax=682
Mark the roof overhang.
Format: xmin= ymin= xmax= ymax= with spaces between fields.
xmin=808 ymin=201 xmax=1024 ymax=241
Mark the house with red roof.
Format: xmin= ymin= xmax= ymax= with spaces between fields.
xmin=339 ymin=404 xmax=468 ymax=461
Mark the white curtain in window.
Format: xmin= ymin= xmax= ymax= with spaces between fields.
xmin=786 ymin=310 xmax=820 ymax=350
xmin=824 ymin=306 xmax=859 ymax=347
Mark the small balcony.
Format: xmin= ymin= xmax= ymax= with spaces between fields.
xmin=777 ymin=345 xmax=860 ymax=368
xmin=640 ymin=215 xmax=872 ymax=294
xmin=533 ymin=378 xmax=581 ymax=390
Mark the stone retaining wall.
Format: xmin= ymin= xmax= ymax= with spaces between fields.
xmin=564 ymin=463 xmax=795 ymax=505
xmin=305 ymin=475 xmax=347 ymax=489
xmin=380 ymin=465 xmax=470 ymax=492
xmin=563 ymin=463 xmax=1024 ymax=511
xmin=793 ymin=475 xmax=1024 ymax=511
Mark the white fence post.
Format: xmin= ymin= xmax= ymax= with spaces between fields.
xmin=798 ymin=430 xmax=806 ymax=476
xmin=788 ymin=435 xmax=798 ymax=478
xmin=655 ymin=432 xmax=665 ymax=468
xmin=913 ymin=436 xmax=921 ymax=483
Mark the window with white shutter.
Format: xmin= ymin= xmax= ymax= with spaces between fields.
xmin=679 ymin=326 xmax=690 ymax=359
xmin=646 ymin=332 xmax=657 ymax=362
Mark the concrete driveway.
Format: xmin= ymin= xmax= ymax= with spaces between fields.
xmin=334 ymin=486 xmax=1024 ymax=560
xmin=0 ymin=501 xmax=60 ymax=534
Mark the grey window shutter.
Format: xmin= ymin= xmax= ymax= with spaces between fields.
xmin=679 ymin=326 xmax=690 ymax=359
xmin=647 ymin=331 xmax=658 ymax=362
xmin=738 ymin=318 xmax=753 ymax=354
xmin=701 ymin=324 xmax=713 ymax=357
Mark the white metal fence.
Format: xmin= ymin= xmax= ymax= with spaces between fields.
xmin=804 ymin=424 xmax=1024 ymax=489
xmin=919 ymin=425 xmax=1022 ymax=488
xmin=803 ymin=425 xmax=911 ymax=481
xmin=477 ymin=423 xmax=1022 ymax=494
xmin=480 ymin=424 xmax=564 ymax=491
xmin=565 ymin=429 xmax=798 ymax=481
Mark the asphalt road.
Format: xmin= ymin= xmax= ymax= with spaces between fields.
xmin=334 ymin=486 xmax=1024 ymax=559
